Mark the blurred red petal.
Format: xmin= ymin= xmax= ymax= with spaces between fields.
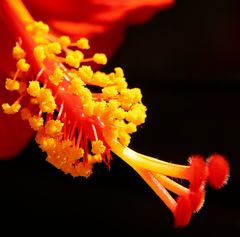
xmin=22 ymin=0 xmax=174 ymax=56
xmin=0 ymin=71 xmax=33 ymax=158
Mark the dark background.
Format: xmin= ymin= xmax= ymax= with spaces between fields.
xmin=1 ymin=0 xmax=240 ymax=235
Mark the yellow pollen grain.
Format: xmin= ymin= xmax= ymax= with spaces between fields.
xmin=125 ymin=104 xmax=147 ymax=125
xmin=92 ymin=140 xmax=106 ymax=155
xmin=46 ymin=42 xmax=62 ymax=55
xmin=114 ymin=67 xmax=124 ymax=78
xmin=93 ymin=53 xmax=107 ymax=65
xmin=12 ymin=45 xmax=26 ymax=60
xmin=92 ymin=71 xmax=110 ymax=87
xmin=83 ymin=101 xmax=94 ymax=116
xmin=27 ymin=81 xmax=41 ymax=97
xmin=58 ymin=36 xmax=71 ymax=48
xmin=2 ymin=101 xmax=21 ymax=114
xmin=26 ymin=21 xmax=49 ymax=35
xmin=16 ymin=58 xmax=30 ymax=72
xmin=76 ymin=38 xmax=90 ymax=49
xmin=34 ymin=45 xmax=46 ymax=63
xmin=75 ymin=162 xmax=93 ymax=178
xmin=102 ymin=86 xmax=118 ymax=98
xmin=5 ymin=78 xmax=20 ymax=91
xmin=37 ymin=88 xmax=56 ymax=113
xmin=29 ymin=115 xmax=44 ymax=131
xmin=45 ymin=119 xmax=63 ymax=137
xmin=65 ymin=50 xmax=84 ymax=68
xmin=49 ymin=67 xmax=64 ymax=86
xmin=78 ymin=66 xmax=93 ymax=80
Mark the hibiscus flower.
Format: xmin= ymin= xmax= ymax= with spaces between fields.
xmin=0 ymin=0 xmax=229 ymax=227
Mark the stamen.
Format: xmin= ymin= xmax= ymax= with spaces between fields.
xmin=0 ymin=0 xmax=230 ymax=227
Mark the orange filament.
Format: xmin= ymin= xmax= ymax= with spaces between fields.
xmin=0 ymin=0 xmax=230 ymax=227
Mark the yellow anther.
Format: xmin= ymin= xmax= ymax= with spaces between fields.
xmin=113 ymin=108 xmax=126 ymax=120
xmin=125 ymin=122 xmax=137 ymax=134
xmin=93 ymin=53 xmax=107 ymax=65
xmin=12 ymin=45 xmax=26 ymax=59
xmin=37 ymin=88 xmax=56 ymax=113
xmin=34 ymin=45 xmax=46 ymax=62
xmin=49 ymin=67 xmax=64 ymax=85
xmin=16 ymin=58 xmax=30 ymax=72
xmin=29 ymin=115 xmax=44 ymax=131
xmin=45 ymin=119 xmax=63 ymax=137
xmin=75 ymin=162 xmax=93 ymax=178
xmin=38 ymin=137 xmax=57 ymax=153
xmin=20 ymin=108 xmax=31 ymax=120
xmin=46 ymin=42 xmax=62 ymax=55
xmin=27 ymin=81 xmax=41 ymax=97
xmin=93 ymin=101 xmax=107 ymax=116
xmin=76 ymin=38 xmax=90 ymax=49
xmin=5 ymin=78 xmax=20 ymax=91
xmin=92 ymin=71 xmax=110 ymax=87
xmin=90 ymin=154 xmax=102 ymax=163
xmin=102 ymin=86 xmax=118 ymax=98
xmin=125 ymin=104 xmax=147 ymax=125
xmin=83 ymin=101 xmax=94 ymax=116
xmin=114 ymin=67 xmax=124 ymax=78
xmin=131 ymin=88 xmax=142 ymax=103
xmin=68 ymin=77 xmax=90 ymax=103
xmin=26 ymin=21 xmax=49 ymax=35
xmin=58 ymin=36 xmax=71 ymax=48
xmin=65 ymin=50 xmax=84 ymax=68
xmin=2 ymin=101 xmax=21 ymax=114
xmin=78 ymin=66 xmax=93 ymax=80
xmin=118 ymin=131 xmax=131 ymax=146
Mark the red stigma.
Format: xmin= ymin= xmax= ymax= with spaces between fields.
xmin=207 ymin=154 xmax=230 ymax=189
xmin=188 ymin=155 xmax=208 ymax=192
xmin=174 ymin=195 xmax=192 ymax=228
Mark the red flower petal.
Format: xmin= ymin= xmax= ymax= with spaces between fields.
xmin=22 ymin=0 xmax=174 ymax=57
xmin=0 ymin=72 xmax=33 ymax=158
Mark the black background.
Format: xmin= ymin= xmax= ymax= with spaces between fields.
xmin=1 ymin=0 xmax=240 ymax=235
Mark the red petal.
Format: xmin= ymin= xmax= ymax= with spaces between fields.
xmin=207 ymin=154 xmax=230 ymax=189
xmin=173 ymin=195 xmax=192 ymax=228
xmin=0 ymin=72 xmax=33 ymax=158
xmin=22 ymin=0 xmax=174 ymax=57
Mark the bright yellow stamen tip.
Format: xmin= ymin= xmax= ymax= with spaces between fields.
xmin=37 ymin=88 xmax=57 ymax=113
xmin=49 ymin=67 xmax=64 ymax=86
xmin=29 ymin=115 xmax=44 ymax=131
xmin=58 ymin=36 xmax=71 ymax=48
xmin=93 ymin=53 xmax=107 ymax=65
xmin=46 ymin=42 xmax=62 ymax=55
xmin=16 ymin=58 xmax=30 ymax=72
xmin=78 ymin=66 xmax=93 ymax=80
xmin=45 ymin=119 xmax=63 ymax=137
xmin=12 ymin=45 xmax=26 ymax=59
xmin=92 ymin=140 xmax=106 ymax=155
xmin=34 ymin=45 xmax=46 ymax=63
xmin=76 ymin=38 xmax=90 ymax=49
xmin=65 ymin=50 xmax=84 ymax=68
xmin=26 ymin=21 xmax=49 ymax=35
xmin=2 ymin=101 xmax=21 ymax=114
xmin=27 ymin=81 xmax=41 ymax=97
xmin=5 ymin=78 xmax=20 ymax=91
